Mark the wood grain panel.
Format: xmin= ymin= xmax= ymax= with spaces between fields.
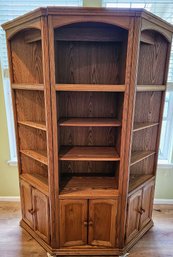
xmin=60 ymin=200 xmax=87 ymax=247
xmin=57 ymin=92 xmax=123 ymax=119
xmin=59 ymin=127 xmax=119 ymax=147
xmin=10 ymin=29 xmax=43 ymax=84
xmin=55 ymin=41 xmax=126 ymax=84
xmin=60 ymin=161 xmax=118 ymax=176
xmin=32 ymin=188 xmax=50 ymax=243
xmin=137 ymin=30 xmax=169 ymax=85
xmin=15 ymin=90 xmax=45 ymax=122
xmin=20 ymin=179 xmax=33 ymax=228
xmin=134 ymin=92 xmax=162 ymax=123
xmin=18 ymin=124 xmax=47 ymax=152
xmin=88 ymin=199 xmax=117 ymax=247
xmin=125 ymin=190 xmax=142 ymax=244
xmin=132 ymin=126 xmax=158 ymax=152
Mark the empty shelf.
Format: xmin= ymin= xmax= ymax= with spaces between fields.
xmin=55 ymin=84 xmax=126 ymax=92
xmin=18 ymin=121 xmax=46 ymax=131
xmin=129 ymin=174 xmax=154 ymax=193
xmin=131 ymin=151 xmax=155 ymax=166
xmin=20 ymin=173 xmax=48 ymax=195
xmin=59 ymin=175 xmax=118 ymax=199
xmin=58 ymin=118 xmax=121 ymax=127
xmin=137 ymin=85 xmax=166 ymax=92
xmin=133 ymin=122 xmax=159 ymax=132
xmin=20 ymin=150 xmax=48 ymax=165
xmin=59 ymin=146 xmax=120 ymax=161
xmin=12 ymin=83 xmax=44 ymax=90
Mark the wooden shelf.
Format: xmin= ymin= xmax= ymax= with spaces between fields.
xmin=129 ymin=174 xmax=154 ymax=193
xmin=133 ymin=122 xmax=159 ymax=132
xmin=59 ymin=175 xmax=118 ymax=199
xmin=58 ymin=118 xmax=121 ymax=127
xmin=12 ymin=83 xmax=44 ymax=91
xmin=137 ymin=85 xmax=166 ymax=92
xmin=131 ymin=151 xmax=155 ymax=166
xmin=55 ymin=84 xmax=126 ymax=92
xmin=20 ymin=173 xmax=48 ymax=195
xmin=18 ymin=121 xmax=46 ymax=131
xmin=59 ymin=146 xmax=120 ymax=161
xmin=20 ymin=150 xmax=48 ymax=165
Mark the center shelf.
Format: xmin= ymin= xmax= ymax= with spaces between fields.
xmin=59 ymin=175 xmax=118 ymax=198
xmin=59 ymin=146 xmax=120 ymax=161
xmin=20 ymin=149 xmax=48 ymax=165
xmin=58 ymin=118 xmax=121 ymax=127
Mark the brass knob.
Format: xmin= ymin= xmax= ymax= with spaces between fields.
xmin=28 ymin=209 xmax=35 ymax=215
xmin=137 ymin=209 xmax=143 ymax=215
xmin=88 ymin=220 xmax=93 ymax=226
xmin=84 ymin=221 xmax=88 ymax=226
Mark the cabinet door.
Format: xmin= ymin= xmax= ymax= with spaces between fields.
xmin=32 ymin=188 xmax=50 ymax=243
xmin=60 ymin=200 xmax=88 ymax=247
xmin=88 ymin=199 xmax=117 ymax=248
xmin=140 ymin=180 xmax=155 ymax=229
xmin=126 ymin=189 xmax=142 ymax=244
xmin=20 ymin=179 xmax=33 ymax=228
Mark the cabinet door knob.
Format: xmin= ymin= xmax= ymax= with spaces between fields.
xmin=141 ymin=208 xmax=145 ymax=213
xmin=88 ymin=220 xmax=93 ymax=226
xmin=28 ymin=209 xmax=35 ymax=215
xmin=137 ymin=209 xmax=143 ymax=215
xmin=84 ymin=221 xmax=88 ymax=226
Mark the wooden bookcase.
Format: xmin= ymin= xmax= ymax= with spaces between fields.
xmin=2 ymin=7 xmax=173 ymax=256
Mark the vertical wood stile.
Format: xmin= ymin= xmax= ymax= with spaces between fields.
xmin=118 ymin=17 xmax=141 ymax=248
xmin=41 ymin=16 xmax=56 ymax=247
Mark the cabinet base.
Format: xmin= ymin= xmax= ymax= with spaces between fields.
xmin=20 ymin=219 xmax=153 ymax=256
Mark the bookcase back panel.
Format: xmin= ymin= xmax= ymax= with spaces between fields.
xmin=60 ymin=161 xmax=118 ymax=176
xmin=54 ymin=22 xmax=127 ymax=84
xmin=15 ymin=90 xmax=45 ymax=122
xmin=21 ymin=154 xmax=48 ymax=177
xmin=137 ymin=30 xmax=169 ymax=85
xmin=57 ymin=92 xmax=123 ymax=119
xmin=18 ymin=124 xmax=47 ymax=151
xmin=134 ymin=92 xmax=162 ymax=123
xmin=10 ymin=29 xmax=43 ymax=84
xmin=130 ymin=155 xmax=155 ymax=175
xmin=60 ymin=127 xmax=120 ymax=148
xmin=132 ymin=126 xmax=158 ymax=152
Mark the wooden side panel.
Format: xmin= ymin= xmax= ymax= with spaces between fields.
xmin=32 ymin=188 xmax=50 ymax=243
xmin=88 ymin=199 xmax=118 ymax=247
xmin=140 ymin=180 xmax=155 ymax=229
xmin=137 ymin=30 xmax=169 ymax=85
xmin=125 ymin=189 xmax=142 ymax=244
xmin=60 ymin=200 xmax=87 ymax=247
xmin=20 ymin=180 xmax=33 ymax=228
xmin=10 ymin=29 xmax=43 ymax=84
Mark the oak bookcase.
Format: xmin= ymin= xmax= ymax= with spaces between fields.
xmin=2 ymin=7 xmax=173 ymax=256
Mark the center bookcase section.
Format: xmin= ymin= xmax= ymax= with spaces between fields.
xmin=57 ymin=91 xmax=123 ymax=196
xmin=54 ymin=22 xmax=128 ymax=85
xmin=10 ymin=28 xmax=43 ymax=85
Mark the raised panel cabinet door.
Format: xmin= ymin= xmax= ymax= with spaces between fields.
xmin=140 ymin=180 xmax=155 ymax=229
xmin=125 ymin=189 xmax=142 ymax=244
xmin=60 ymin=200 xmax=88 ymax=247
xmin=88 ymin=199 xmax=118 ymax=248
xmin=32 ymin=188 xmax=50 ymax=243
xmin=20 ymin=179 xmax=33 ymax=228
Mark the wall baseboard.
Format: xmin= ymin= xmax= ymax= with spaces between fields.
xmin=154 ymin=198 xmax=173 ymax=205
xmin=0 ymin=196 xmax=20 ymax=202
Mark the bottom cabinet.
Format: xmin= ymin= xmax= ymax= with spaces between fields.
xmin=32 ymin=188 xmax=50 ymax=243
xmin=60 ymin=199 xmax=118 ymax=248
xmin=60 ymin=200 xmax=88 ymax=247
xmin=20 ymin=180 xmax=50 ymax=243
xmin=88 ymin=199 xmax=117 ymax=247
xmin=126 ymin=180 xmax=155 ymax=244
xmin=20 ymin=180 xmax=33 ymax=228
xmin=140 ymin=181 xmax=155 ymax=229
xmin=125 ymin=189 xmax=142 ymax=244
